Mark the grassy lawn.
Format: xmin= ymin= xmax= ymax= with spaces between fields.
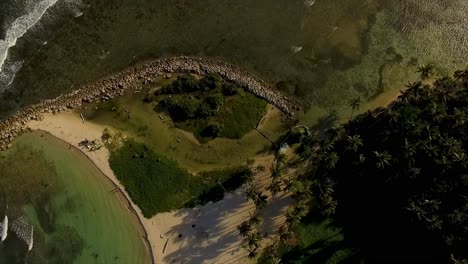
xmin=109 ymin=140 xmax=252 ymax=217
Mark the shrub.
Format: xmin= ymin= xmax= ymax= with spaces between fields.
xmin=222 ymin=82 xmax=240 ymax=96
xmin=162 ymin=97 xmax=200 ymax=121
xmin=109 ymin=140 xmax=253 ymax=217
xmin=160 ymin=75 xmax=200 ymax=94
xmin=202 ymin=122 xmax=224 ymax=137
xmin=155 ymin=74 xmax=267 ymax=140
xmin=197 ymin=102 xmax=215 ymax=118
xmin=199 ymin=73 xmax=221 ymax=91
xmin=205 ymin=93 xmax=224 ymax=109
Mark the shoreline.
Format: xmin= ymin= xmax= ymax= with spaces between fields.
xmin=0 ymin=56 xmax=300 ymax=151
xmin=26 ymin=111 xmax=290 ymax=264
xmin=27 ymin=113 xmax=156 ymax=262
xmin=37 ymin=130 xmax=155 ymax=264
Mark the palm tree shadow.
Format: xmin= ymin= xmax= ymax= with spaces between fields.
xmin=281 ymin=237 xmax=360 ymax=264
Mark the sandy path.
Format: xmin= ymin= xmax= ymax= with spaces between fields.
xmin=27 ymin=111 xmax=291 ymax=264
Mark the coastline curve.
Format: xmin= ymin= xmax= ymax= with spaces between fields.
xmin=38 ymin=130 xmax=155 ymax=263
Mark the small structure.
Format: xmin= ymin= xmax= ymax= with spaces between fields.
xmin=78 ymin=138 xmax=102 ymax=151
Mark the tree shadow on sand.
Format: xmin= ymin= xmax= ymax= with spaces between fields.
xmin=161 ymin=177 xmax=291 ymax=264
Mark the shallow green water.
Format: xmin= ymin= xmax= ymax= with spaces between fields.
xmin=1 ymin=0 xmax=466 ymax=121
xmin=0 ymin=132 xmax=150 ymax=264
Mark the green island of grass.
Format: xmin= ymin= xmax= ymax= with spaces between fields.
xmin=109 ymin=139 xmax=253 ymax=217
xmin=145 ymin=74 xmax=268 ymax=142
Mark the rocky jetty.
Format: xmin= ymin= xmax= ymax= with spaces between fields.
xmin=0 ymin=56 xmax=299 ymax=150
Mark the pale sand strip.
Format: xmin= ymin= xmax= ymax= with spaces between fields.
xmin=27 ymin=111 xmax=290 ymax=264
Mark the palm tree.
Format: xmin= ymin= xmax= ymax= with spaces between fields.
xmin=245 ymin=183 xmax=257 ymax=201
xmin=403 ymin=138 xmax=416 ymax=159
xmin=278 ymin=225 xmax=293 ymax=241
xmin=237 ymin=221 xmax=253 ymax=237
xmin=276 ymin=153 xmax=287 ymax=166
xmin=324 ymin=151 xmax=339 ymax=169
xmin=374 ymin=151 xmax=392 ymax=169
xmin=453 ymin=108 xmax=467 ymax=128
xmin=346 ymin=134 xmax=363 ymax=152
xmin=267 ymin=179 xmax=282 ymax=196
xmin=319 ymin=183 xmax=337 ymax=216
xmin=244 ymin=232 xmax=261 ymax=250
xmin=327 ymin=127 xmax=345 ymax=143
xmin=254 ymin=192 xmax=268 ymax=210
xmin=282 ymin=177 xmax=295 ymax=193
xmin=285 ymin=209 xmax=301 ymax=228
xmin=290 ymin=184 xmax=311 ymax=201
xmin=249 ymin=212 xmax=264 ymax=227
xmin=271 ymin=166 xmax=283 ymax=180
xmin=247 ymin=249 xmax=259 ymax=259
xmin=349 ymin=96 xmax=362 ymax=118
xmin=405 ymin=80 xmax=423 ymax=90
xmin=416 ymin=64 xmax=434 ymax=80
xmin=292 ymin=201 xmax=310 ymax=218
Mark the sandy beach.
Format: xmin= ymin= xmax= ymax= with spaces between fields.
xmin=27 ymin=111 xmax=291 ymax=264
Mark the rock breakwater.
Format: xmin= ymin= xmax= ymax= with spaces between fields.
xmin=0 ymin=56 xmax=299 ymax=150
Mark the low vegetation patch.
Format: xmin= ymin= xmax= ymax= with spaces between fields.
xmin=109 ymin=140 xmax=253 ymax=217
xmin=144 ymin=74 xmax=267 ymax=141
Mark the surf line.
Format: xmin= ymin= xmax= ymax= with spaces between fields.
xmin=0 ymin=0 xmax=60 ymax=73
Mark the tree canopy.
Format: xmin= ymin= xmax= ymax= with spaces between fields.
xmin=315 ymin=70 xmax=468 ymax=262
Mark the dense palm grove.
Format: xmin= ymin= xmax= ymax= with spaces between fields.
xmin=315 ymin=69 xmax=468 ymax=262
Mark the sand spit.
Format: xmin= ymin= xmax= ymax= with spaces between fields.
xmin=0 ymin=56 xmax=300 ymax=151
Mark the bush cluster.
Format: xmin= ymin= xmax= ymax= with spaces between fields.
xmin=109 ymin=140 xmax=253 ymax=217
xmin=160 ymin=74 xmax=221 ymax=95
xmin=161 ymin=92 xmax=225 ymax=121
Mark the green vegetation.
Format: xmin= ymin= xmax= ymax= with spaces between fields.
xmin=109 ymin=139 xmax=253 ymax=217
xmin=79 ymin=87 xmax=285 ymax=173
xmin=312 ymin=69 xmax=468 ymax=262
xmin=257 ymin=69 xmax=468 ymax=263
xmin=146 ymin=74 xmax=267 ymax=141
xmin=259 ymin=217 xmax=358 ymax=264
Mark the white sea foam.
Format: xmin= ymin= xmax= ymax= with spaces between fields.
xmin=11 ymin=216 xmax=34 ymax=250
xmin=63 ymin=0 xmax=85 ymax=17
xmin=0 ymin=0 xmax=88 ymax=92
xmin=0 ymin=60 xmax=24 ymax=89
xmin=290 ymin=45 xmax=303 ymax=54
xmin=0 ymin=0 xmax=60 ymax=74
xmin=0 ymin=215 xmax=8 ymax=242
xmin=304 ymin=0 xmax=316 ymax=7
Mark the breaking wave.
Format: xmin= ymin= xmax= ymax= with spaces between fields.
xmin=0 ymin=0 xmax=86 ymax=92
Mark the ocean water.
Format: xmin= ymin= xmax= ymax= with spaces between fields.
xmin=0 ymin=1 xmax=466 ymax=262
xmin=0 ymin=132 xmax=150 ymax=263
xmin=0 ymin=0 xmax=467 ymax=120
